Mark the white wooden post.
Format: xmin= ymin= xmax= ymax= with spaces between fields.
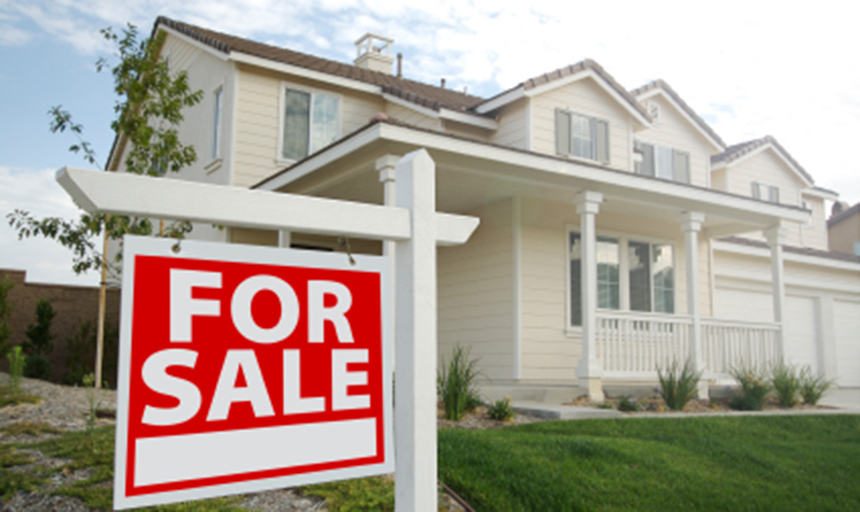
xmin=574 ymin=191 xmax=604 ymax=402
xmin=278 ymin=230 xmax=291 ymax=248
xmin=680 ymin=211 xmax=708 ymax=398
xmin=765 ymin=225 xmax=787 ymax=362
xmin=394 ymin=149 xmax=437 ymax=512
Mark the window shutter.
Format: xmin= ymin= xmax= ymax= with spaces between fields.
xmin=640 ymin=143 xmax=655 ymax=176
xmin=595 ymin=119 xmax=610 ymax=164
xmin=555 ymin=109 xmax=571 ymax=155
xmin=771 ymin=186 xmax=780 ymax=204
xmin=673 ymin=150 xmax=690 ymax=184
xmin=751 ymin=182 xmax=761 ymax=199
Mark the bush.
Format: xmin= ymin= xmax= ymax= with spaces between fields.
xmin=23 ymin=354 xmax=50 ymax=380
xmin=6 ymin=347 xmax=25 ymax=394
xmin=488 ymin=397 xmax=514 ymax=421
xmin=63 ymin=319 xmax=119 ymax=388
xmin=729 ymin=364 xmax=771 ymax=410
xmin=617 ymin=396 xmax=637 ymax=412
xmin=771 ymin=363 xmax=801 ymax=407
xmin=0 ymin=277 xmax=13 ymax=359
xmin=799 ymin=366 xmax=833 ymax=405
xmin=657 ymin=358 xmax=702 ymax=411
xmin=437 ymin=344 xmax=481 ymax=421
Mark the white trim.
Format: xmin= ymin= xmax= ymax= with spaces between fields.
xmin=277 ymin=80 xmax=344 ymax=164
xmin=158 ymin=25 xmax=230 ymax=61
xmin=524 ymin=98 xmax=533 ymax=151
xmin=439 ymin=109 xmax=498 ymax=130
xmin=231 ymin=52 xmax=381 ymax=95
xmin=802 ymin=188 xmax=839 ymax=200
xmin=227 ymin=62 xmax=239 ymax=188
xmin=383 ymin=93 xmax=440 ymax=119
xmin=722 ymin=143 xmax=814 ymax=188
xmin=474 ymin=88 xmax=525 ymax=114
xmin=524 ymin=69 xmax=651 ymax=127
xmin=635 ymin=88 xmax=724 ymax=151
xmin=512 ymin=196 xmax=522 ymax=380
xmin=209 ymin=84 xmax=224 ymax=163
xmin=712 ymin=240 xmax=860 ymax=271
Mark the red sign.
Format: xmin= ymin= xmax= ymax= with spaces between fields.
xmin=114 ymin=237 xmax=393 ymax=509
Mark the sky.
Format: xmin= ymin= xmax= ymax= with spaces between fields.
xmin=1 ymin=0 xmax=859 ymax=287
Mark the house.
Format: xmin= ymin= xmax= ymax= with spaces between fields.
xmin=828 ymin=202 xmax=860 ymax=256
xmin=106 ymin=16 xmax=860 ymax=401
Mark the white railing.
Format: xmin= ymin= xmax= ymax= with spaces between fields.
xmin=596 ymin=311 xmax=692 ymax=375
xmin=701 ymin=318 xmax=780 ymax=376
xmin=595 ymin=312 xmax=781 ymax=378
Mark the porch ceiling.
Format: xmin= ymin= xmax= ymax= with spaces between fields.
xmin=258 ymin=121 xmax=808 ymax=238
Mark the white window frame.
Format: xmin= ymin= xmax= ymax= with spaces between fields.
xmin=277 ymin=81 xmax=343 ymax=165
xmin=634 ymin=139 xmax=690 ymax=183
xmin=210 ymin=85 xmax=224 ymax=163
xmin=752 ymin=182 xmax=779 ymax=204
xmin=555 ymin=108 xmax=610 ymax=164
xmin=565 ymin=226 xmax=677 ymax=332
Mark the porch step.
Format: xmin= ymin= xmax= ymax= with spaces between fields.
xmin=478 ymin=383 xmax=584 ymax=404
xmin=511 ymin=401 xmax=622 ymax=420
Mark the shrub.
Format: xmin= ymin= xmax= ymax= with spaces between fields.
xmin=488 ymin=397 xmax=514 ymax=421
xmin=617 ymin=396 xmax=637 ymax=412
xmin=437 ymin=344 xmax=481 ymax=421
xmin=798 ymin=366 xmax=833 ymax=405
xmin=771 ymin=362 xmax=801 ymax=407
xmin=22 ymin=299 xmax=55 ymax=379
xmin=729 ymin=364 xmax=771 ymax=410
xmin=657 ymin=358 xmax=702 ymax=411
xmin=6 ymin=347 xmax=25 ymax=394
xmin=23 ymin=355 xmax=50 ymax=381
xmin=64 ymin=319 xmax=119 ymax=388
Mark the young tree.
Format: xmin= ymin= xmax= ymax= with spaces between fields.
xmin=23 ymin=298 xmax=56 ymax=380
xmin=0 ymin=276 xmax=14 ymax=359
xmin=6 ymin=23 xmax=203 ymax=387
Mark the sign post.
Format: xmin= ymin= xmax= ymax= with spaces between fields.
xmin=56 ymin=149 xmax=478 ymax=512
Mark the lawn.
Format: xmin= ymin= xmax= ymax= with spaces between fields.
xmin=438 ymin=415 xmax=860 ymax=511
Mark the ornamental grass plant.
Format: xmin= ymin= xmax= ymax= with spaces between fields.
xmin=437 ymin=344 xmax=482 ymax=421
xmin=770 ymin=362 xmax=801 ymax=407
xmin=729 ymin=364 xmax=771 ymax=410
xmin=656 ymin=358 xmax=702 ymax=411
xmin=798 ymin=365 xmax=833 ymax=405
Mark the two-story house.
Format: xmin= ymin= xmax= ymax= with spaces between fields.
xmin=106 ymin=17 xmax=860 ymax=401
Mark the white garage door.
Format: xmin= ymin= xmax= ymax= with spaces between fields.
xmin=834 ymin=300 xmax=860 ymax=387
xmin=784 ymin=296 xmax=819 ymax=374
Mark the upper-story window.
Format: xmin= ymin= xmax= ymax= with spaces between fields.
xmin=634 ymin=141 xmax=689 ymax=184
xmin=752 ymin=182 xmax=779 ymax=203
xmin=555 ymin=109 xmax=610 ymax=164
xmin=281 ymin=86 xmax=340 ymax=161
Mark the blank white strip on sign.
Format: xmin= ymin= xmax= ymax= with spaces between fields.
xmin=134 ymin=418 xmax=377 ymax=487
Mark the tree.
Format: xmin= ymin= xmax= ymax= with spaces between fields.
xmin=0 ymin=276 xmax=14 ymax=359
xmin=6 ymin=23 xmax=203 ymax=387
xmin=23 ymin=298 xmax=56 ymax=380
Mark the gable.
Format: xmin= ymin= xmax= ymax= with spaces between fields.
xmin=724 ymin=147 xmax=806 ymax=206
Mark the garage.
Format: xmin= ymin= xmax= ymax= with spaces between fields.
xmin=834 ymin=300 xmax=860 ymax=387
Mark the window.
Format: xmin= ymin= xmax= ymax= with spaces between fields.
xmin=555 ymin=109 xmax=610 ymax=164
xmin=634 ymin=141 xmax=690 ymax=183
xmin=752 ymin=182 xmax=779 ymax=203
xmin=281 ymin=87 xmax=339 ymax=161
xmin=211 ymin=87 xmax=223 ymax=161
xmin=569 ymin=231 xmax=675 ymax=326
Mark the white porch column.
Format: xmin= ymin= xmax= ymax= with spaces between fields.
xmin=376 ymin=155 xmax=399 ymax=257
xmin=574 ymin=191 xmax=604 ymax=402
xmin=277 ymin=230 xmax=291 ymax=248
xmin=765 ymin=225 xmax=787 ymax=361
xmin=679 ymin=211 xmax=708 ymax=399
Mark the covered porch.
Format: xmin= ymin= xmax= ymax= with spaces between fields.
xmin=254 ymin=120 xmax=809 ymax=401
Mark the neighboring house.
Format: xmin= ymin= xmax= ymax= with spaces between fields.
xmin=106 ymin=17 xmax=860 ymax=400
xmin=828 ymin=202 xmax=860 ymax=257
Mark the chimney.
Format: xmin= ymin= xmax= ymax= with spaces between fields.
xmin=440 ymin=78 xmax=446 ymax=89
xmin=397 ymin=53 xmax=403 ymax=78
xmin=354 ymin=33 xmax=395 ymax=74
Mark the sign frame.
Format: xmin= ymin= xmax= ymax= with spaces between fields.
xmin=113 ymin=235 xmax=394 ymax=510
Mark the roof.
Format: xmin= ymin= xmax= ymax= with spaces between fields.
xmin=629 ymin=79 xmax=726 ymax=149
xmin=155 ymin=16 xmax=486 ymax=114
xmin=473 ymin=59 xmax=651 ymax=122
xmin=711 ymin=135 xmax=815 ymax=185
xmin=719 ymin=236 xmax=860 ymax=264
xmin=828 ymin=202 xmax=860 ymax=227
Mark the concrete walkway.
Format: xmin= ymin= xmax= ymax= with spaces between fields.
xmin=511 ymin=387 xmax=860 ymax=420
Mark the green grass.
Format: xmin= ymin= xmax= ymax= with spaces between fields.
xmin=0 ymin=385 xmax=40 ymax=408
xmin=439 ymin=415 xmax=860 ymax=511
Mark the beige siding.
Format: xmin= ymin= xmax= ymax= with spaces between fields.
xmin=233 ymin=66 xmax=384 ymax=188
xmin=230 ymin=228 xmax=278 ymax=246
xmin=634 ymin=95 xmax=713 ymax=188
xmin=726 ymin=149 xmax=806 ymax=205
xmin=438 ymin=199 xmax=514 ymax=381
xmin=443 ymin=120 xmax=492 ymax=142
xmin=828 ymin=211 xmax=860 ymax=255
xmin=799 ymin=196 xmax=828 ymax=250
xmin=530 ymin=78 xmax=632 ymax=171
xmin=490 ymin=98 xmax=528 ymax=150
xmin=384 ymin=103 xmax=442 ymax=130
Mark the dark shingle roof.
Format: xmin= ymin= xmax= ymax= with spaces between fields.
xmin=827 ymin=202 xmax=860 ymax=227
xmin=711 ymin=135 xmax=814 ymax=185
xmin=474 ymin=59 xmax=651 ymax=121
xmin=155 ymin=16 xmax=486 ymax=113
xmin=629 ymin=79 xmax=726 ymax=149
xmin=719 ymin=236 xmax=860 ymax=264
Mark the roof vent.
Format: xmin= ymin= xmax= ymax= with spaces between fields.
xmin=354 ymin=33 xmax=395 ymax=74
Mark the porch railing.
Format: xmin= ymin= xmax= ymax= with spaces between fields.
xmin=594 ymin=311 xmax=780 ymax=378
xmin=701 ymin=318 xmax=780 ymax=376
xmin=595 ymin=311 xmax=692 ymax=376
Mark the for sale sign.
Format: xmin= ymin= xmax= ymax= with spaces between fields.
xmin=113 ymin=236 xmax=393 ymax=509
